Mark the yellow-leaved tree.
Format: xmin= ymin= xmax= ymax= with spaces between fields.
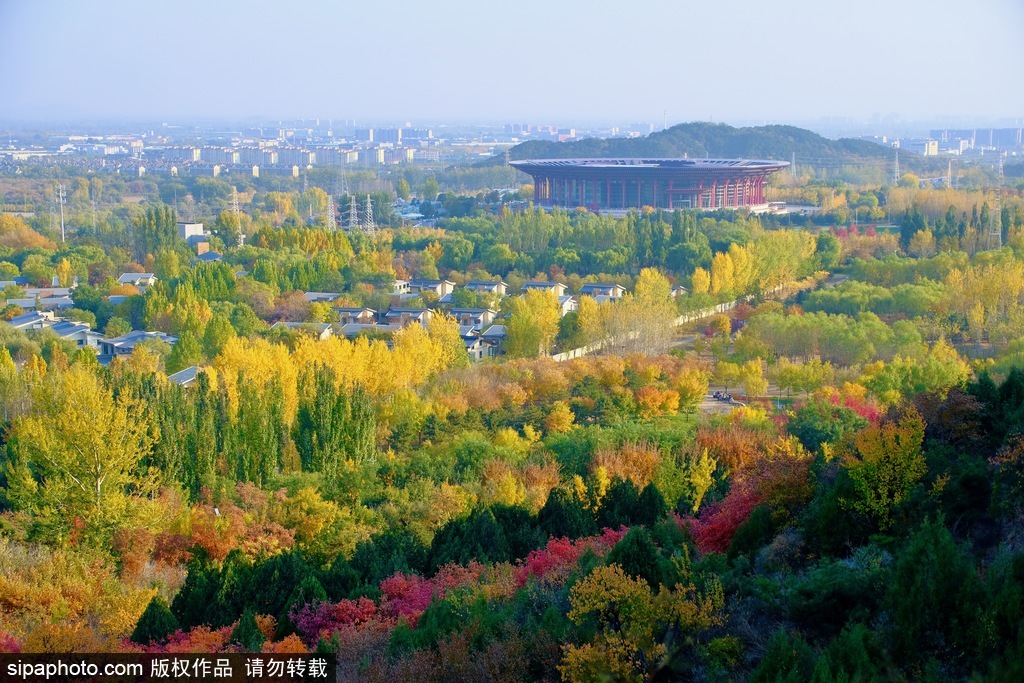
xmin=505 ymin=289 xmax=560 ymax=357
xmin=728 ymin=243 xmax=754 ymax=294
xmin=691 ymin=267 xmax=711 ymax=295
xmin=576 ymin=295 xmax=608 ymax=346
xmin=843 ymin=408 xmax=926 ymax=530
xmin=5 ymin=365 xmax=157 ymax=545
xmin=544 ymin=400 xmax=575 ymax=434
xmin=215 ymin=337 xmax=298 ymax=422
xmin=559 ymin=563 xmax=726 ymax=683
xmin=55 ymin=258 xmax=74 ymax=288
xmin=428 ymin=312 xmax=470 ymax=370
xmin=710 ymin=251 xmax=734 ymax=295
xmin=675 ymin=368 xmax=710 ymax=414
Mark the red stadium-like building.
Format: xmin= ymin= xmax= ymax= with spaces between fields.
xmin=510 ymin=158 xmax=789 ymax=211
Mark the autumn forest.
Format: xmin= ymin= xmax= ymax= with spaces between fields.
xmin=2 ymin=161 xmax=1024 ymax=682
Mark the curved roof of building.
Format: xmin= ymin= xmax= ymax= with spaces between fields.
xmin=511 ymin=158 xmax=788 ymax=171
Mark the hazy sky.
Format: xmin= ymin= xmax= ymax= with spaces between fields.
xmin=1 ymin=0 xmax=1022 ymax=126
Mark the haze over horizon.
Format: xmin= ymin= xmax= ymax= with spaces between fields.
xmin=1 ymin=0 xmax=1023 ymax=128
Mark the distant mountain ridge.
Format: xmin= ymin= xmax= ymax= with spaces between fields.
xmin=507 ymin=122 xmax=898 ymax=163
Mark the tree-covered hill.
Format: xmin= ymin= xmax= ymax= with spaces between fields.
xmin=509 ymin=122 xmax=896 ymax=162
xmin=503 ymin=122 xmax=951 ymax=183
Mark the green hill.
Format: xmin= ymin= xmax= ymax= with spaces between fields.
xmin=509 ymin=122 xmax=893 ymax=162
xmin=502 ymin=122 xmax=947 ymax=181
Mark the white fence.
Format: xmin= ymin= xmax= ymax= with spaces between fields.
xmin=550 ymin=299 xmax=739 ymax=363
xmin=548 ymin=283 xmax=793 ymax=363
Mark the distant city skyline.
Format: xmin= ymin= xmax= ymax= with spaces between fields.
xmin=1 ymin=0 xmax=1023 ymax=127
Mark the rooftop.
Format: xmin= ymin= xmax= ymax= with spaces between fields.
xmin=168 ymin=366 xmax=201 ymax=386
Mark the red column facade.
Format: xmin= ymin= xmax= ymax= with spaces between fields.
xmin=519 ymin=167 xmax=782 ymax=211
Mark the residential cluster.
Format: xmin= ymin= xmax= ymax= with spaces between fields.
xmin=272 ymin=277 xmax=658 ymax=362
xmin=856 ymin=126 xmax=1023 ymax=158
xmin=0 ymin=119 xmax=669 ymax=178
xmin=2 ymin=267 xmax=672 ymax=378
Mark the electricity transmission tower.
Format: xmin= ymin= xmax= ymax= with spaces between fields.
xmin=988 ymin=199 xmax=1002 ymax=251
xmin=363 ymin=194 xmax=375 ymax=235
xmin=348 ymin=194 xmax=359 ymax=230
xmin=325 ymin=194 xmax=336 ymax=230
xmin=232 ymin=187 xmax=246 ymax=246
xmin=54 ymin=183 xmax=66 ymax=243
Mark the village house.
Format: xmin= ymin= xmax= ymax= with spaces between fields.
xmin=558 ymin=295 xmax=579 ymax=317
xmin=336 ymin=323 xmax=404 ymax=339
xmin=462 ymin=328 xmax=488 ymax=362
xmin=333 ymin=307 xmax=377 ymax=325
xmin=303 ymin=292 xmax=342 ymax=303
xmin=167 ymin=366 xmax=201 ymax=387
xmin=579 ymin=282 xmax=628 ymax=301
xmin=49 ymin=320 xmax=104 ymax=348
xmin=480 ymin=324 xmax=507 ymax=357
xmin=464 ymin=280 xmax=509 ymax=296
xmin=521 ymin=281 xmax=567 ymax=297
xmin=270 ymin=321 xmax=334 ymax=341
xmin=407 ymin=279 xmax=457 ymax=297
xmin=98 ymin=330 xmax=177 ymax=363
xmin=449 ymin=308 xmax=497 ymax=327
xmin=5 ymin=310 xmax=55 ymax=330
xmin=383 ymin=307 xmax=433 ymax=327
xmin=117 ymin=273 xmax=157 ymax=289
xmin=37 ymin=296 xmax=74 ymax=310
